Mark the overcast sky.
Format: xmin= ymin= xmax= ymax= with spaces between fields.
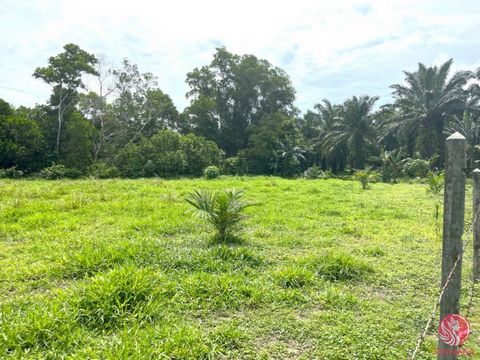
xmin=1 ymin=0 xmax=479 ymax=114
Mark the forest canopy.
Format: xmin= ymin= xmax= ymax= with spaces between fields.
xmin=1 ymin=43 xmax=479 ymax=179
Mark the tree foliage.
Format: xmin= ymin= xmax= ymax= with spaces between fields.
xmin=2 ymin=46 xmax=480 ymax=180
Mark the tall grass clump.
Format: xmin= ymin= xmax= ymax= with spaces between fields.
xmin=307 ymin=253 xmax=373 ymax=281
xmin=273 ymin=266 xmax=315 ymax=288
xmin=0 ymin=300 xmax=78 ymax=354
xmin=74 ymin=266 xmax=160 ymax=330
xmin=185 ymin=189 xmax=254 ymax=242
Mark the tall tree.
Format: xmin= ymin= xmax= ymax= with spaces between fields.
xmin=111 ymin=59 xmax=179 ymax=147
xmin=78 ymin=55 xmax=115 ymax=161
xmin=0 ymin=113 xmax=46 ymax=171
xmin=33 ymin=44 xmax=98 ymax=153
xmin=389 ymin=59 xmax=472 ymax=161
xmin=185 ymin=47 xmax=296 ymax=156
xmin=245 ymin=112 xmax=302 ymax=174
xmin=0 ymin=98 xmax=13 ymax=117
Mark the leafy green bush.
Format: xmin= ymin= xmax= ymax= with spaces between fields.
xmin=403 ymin=158 xmax=430 ymax=178
xmin=303 ymin=166 xmax=322 ymax=179
xmin=143 ymin=159 xmax=157 ymax=177
xmin=223 ymin=157 xmax=240 ymax=175
xmin=185 ymin=188 xmax=254 ymax=242
xmin=39 ymin=164 xmax=83 ymax=179
xmin=88 ymin=162 xmax=120 ymax=179
xmin=181 ymin=133 xmax=223 ymax=176
xmin=203 ymin=165 xmax=220 ymax=179
xmin=0 ymin=166 xmax=24 ymax=178
xmin=115 ymin=130 xmax=222 ymax=178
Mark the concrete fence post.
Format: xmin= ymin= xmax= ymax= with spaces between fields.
xmin=438 ymin=132 xmax=466 ymax=359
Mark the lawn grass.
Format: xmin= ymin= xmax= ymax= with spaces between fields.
xmin=0 ymin=177 xmax=479 ymax=359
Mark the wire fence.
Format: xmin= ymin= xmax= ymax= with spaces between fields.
xmin=409 ymin=206 xmax=480 ymax=359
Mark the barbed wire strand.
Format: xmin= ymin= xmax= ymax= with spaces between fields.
xmin=409 ymin=205 xmax=480 ymax=360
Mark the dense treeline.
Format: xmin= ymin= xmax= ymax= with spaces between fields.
xmin=1 ymin=43 xmax=480 ymax=179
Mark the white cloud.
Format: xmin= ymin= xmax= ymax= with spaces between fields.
xmin=0 ymin=0 xmax=479 ymax=113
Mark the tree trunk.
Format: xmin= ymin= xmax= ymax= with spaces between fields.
xmin=56 ymin=90 xmax=63 ymax=154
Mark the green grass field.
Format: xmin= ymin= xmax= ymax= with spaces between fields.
xmin=0 ymin=177 xmax=479 ymax=359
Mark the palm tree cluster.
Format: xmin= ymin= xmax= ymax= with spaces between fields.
xmin=300 ymin=59 xmax=479 ymax=176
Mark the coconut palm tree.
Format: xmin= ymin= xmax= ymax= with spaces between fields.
xmin=389 ymin=59 xmax=472 ymax=163
xmin=322 ymin=95 xmax=379 ymax=169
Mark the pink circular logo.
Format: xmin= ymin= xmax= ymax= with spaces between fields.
xmin=438 ymin=314 xmax=470 ymax=346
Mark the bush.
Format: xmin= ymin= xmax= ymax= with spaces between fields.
xmin=88 ymin=162 xmax=120 ymax=179
xmin=203 ymin=165 xmax=220 ymax=179
xmin=143 ymin=159 xmax=157 ymax=177
xmin=223 ymin=157 xmax=240 ymax=175
xmin=39 ymin=164 xmax=83 ymax=179
xmin=185 ymin=188 xmax=254 ymax=242
xmin=304 ymin=166 xmax=321 ymax=179
xmin=403 ymin=158 xmax=430 ymax=178
xmin=115 ymin=130 xmax=222 ymax=178
xmin=0 ymin=166 xmax=24 ymax=179
xmin=181 ymin=134 xmax=223 ymax=176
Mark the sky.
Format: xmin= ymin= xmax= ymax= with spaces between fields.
xmin=1 ymin=0 xmax=480 ymax=114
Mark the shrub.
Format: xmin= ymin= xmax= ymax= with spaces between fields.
xmin=185 ymin=188 xmax=254 ymax=242
xmin=115 ymin=130 xmax=222 ymax=178
xmin=303 ymin=166 xmax=321 ymax=179
xmin=203 ymin=165 xmax=220 ymax=179
xmin=223 ymin=157 xmax=240 ymax=175
xmin=322 ymin=170 xmax=335 ymax=179
xmin=181 ymin=134 xmax=223 ymax=176
xmin=88 ymin=162 xmax=120 ymax=179
xmin=403 ymin=158 xmax=430 ymax=178
xmin=39 ymin=164 xmax=83 ymax=179
xmin=0 ymin=166 xmax=24 ymax=179
xmin=143 ymin=159 xmax=157 ymax=177
xmin=303 ymin=167 xmax=334 ymax=179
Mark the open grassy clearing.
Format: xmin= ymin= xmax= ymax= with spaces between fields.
xmin=0 ymin=177 xmax=479 ymax=359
